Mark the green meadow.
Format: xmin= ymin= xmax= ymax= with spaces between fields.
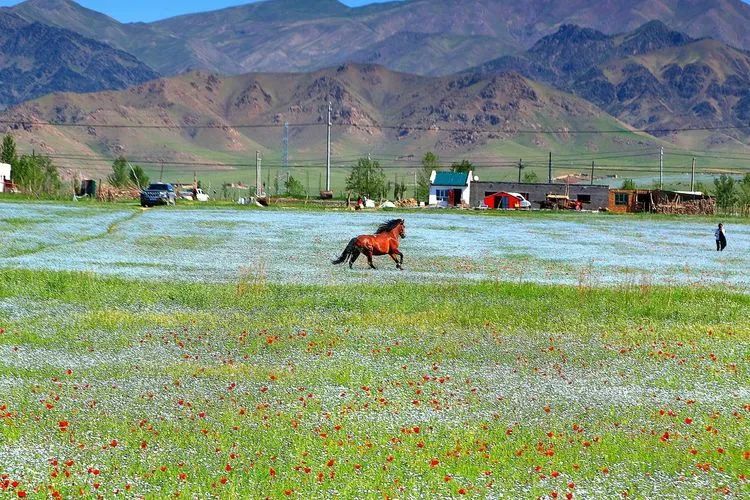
xmin=1 ymin=268 xmax=748 ymax=498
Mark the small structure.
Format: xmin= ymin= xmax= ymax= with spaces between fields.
xmin=608 ymin=189 xmax=714 ymax=214
xmin=608 ymin=189 xmax=653 ymax=213
xmin=483 ymin=192 xmax=530 ymax=209
xmin=0 ymin=163 xmax=11 ymax=193
xmin=429 ymin=170 xmax=473 ymax=207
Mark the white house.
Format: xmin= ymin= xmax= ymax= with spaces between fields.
xmin=0 ymin=163 xmax=10 ymax=193
xmin=429 ymin=170 xmax=473 ymax=207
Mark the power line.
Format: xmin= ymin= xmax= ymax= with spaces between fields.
xmin=0 ymin=120 xmax=320 ymax=130
xmin=3 ymin=119 xmax=749 ymax=135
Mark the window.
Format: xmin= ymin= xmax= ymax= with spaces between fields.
xmin=520 ymin=192 xmax=530 ymax=201
xmin=577 ymin=194 xmax=591 ymax=203
xmin=435 ymin=189 xmax=450 ymax=202
xmin=615 ymin=192 xmax=629 ymax=206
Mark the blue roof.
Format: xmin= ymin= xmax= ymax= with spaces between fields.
xmin=432 ymin=171 xmax=469 ymax=187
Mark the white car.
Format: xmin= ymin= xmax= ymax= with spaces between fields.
xmin=180 ymin=188 xmax=210 ymax=202
xmin=507 ymin=192 xmax=532 ymax=209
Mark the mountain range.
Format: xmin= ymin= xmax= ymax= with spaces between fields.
xmin=0 ymin=10 xmax=157 ymax=108
xmin=468 ymin=21 xmax=750 ymax=148
xmin=0 ymin=0 xmax=749 ymax=183
xmin=8 ymin=0 xmax=750 ymax=77
xmin=1 ymin=64 xmax=653 ymax=182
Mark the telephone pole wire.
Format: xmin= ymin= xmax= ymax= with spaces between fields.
xmin=255 ymin=151 xmax=262 ymax=197
xmin=659 ymin=146 xmax=664 ymax=190
xmin=326 ymin=102 xmax=332 ymax=193
xmin=691 ymin=157 xmax=696 ymax=192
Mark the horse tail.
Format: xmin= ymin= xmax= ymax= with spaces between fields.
xmin=332 ymin=238 xmax=357 ymax=265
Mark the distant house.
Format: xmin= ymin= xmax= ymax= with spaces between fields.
xmin=429 ymin=170 xmax=473 ymax=207
xmin=0 ymin=163 xmax=11 ymax=193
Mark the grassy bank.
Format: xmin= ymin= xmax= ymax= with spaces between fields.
xmin=0 ymin=270 xmax=748 ymax=497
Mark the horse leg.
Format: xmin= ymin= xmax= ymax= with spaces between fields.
xmin=349 ymin=249 xmax=361 ymax=269
xmin=389 ymin=252 xmax=401 ymax=270
xmin=397 ymin=250 xmax=404 ymax=269
xmin=365 ymin=250 xmax=377 ymax=270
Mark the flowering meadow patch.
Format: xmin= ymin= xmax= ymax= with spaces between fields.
xmin=1 ymin=202 xmax=749 ymax=288
xmin=0 ymin=203 xmax=749 ymax=497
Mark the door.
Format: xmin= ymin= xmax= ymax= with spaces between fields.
xmin=448 ymin=190 xmax=456 ymax=206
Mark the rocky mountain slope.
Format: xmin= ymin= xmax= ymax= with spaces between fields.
xmin=469 ymin=21 xmax=750 ymax=147
xmin=10 ymin=0 xmax=750 ymax=76
xmin=0 ymin=11 xmax=158 ymax=108
xmin=0 ymin=64 xmax=647 ymax=177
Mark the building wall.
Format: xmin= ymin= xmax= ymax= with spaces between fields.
xmin=429 ymin=185 xmax=471 ymax=207
xmin=608 ymin=190 xmax=636 ymax=213
xmin=608 ymin=190 xmax=656 ymax=213
xmin=471 ymin=182 xmax=609 ymax=209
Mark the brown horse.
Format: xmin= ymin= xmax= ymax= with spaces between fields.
xmin=332 ymin=219 xmax=406 ymax=270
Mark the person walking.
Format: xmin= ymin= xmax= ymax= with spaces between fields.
xmin=715 ymin=223 xmax=727 ymax=251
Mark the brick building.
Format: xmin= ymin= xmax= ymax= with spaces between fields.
xmin=471 ymin=181 xmax=610 ymax=210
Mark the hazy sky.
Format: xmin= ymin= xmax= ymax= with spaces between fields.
xmin=0 ymin=0 xmax=397 ymax=23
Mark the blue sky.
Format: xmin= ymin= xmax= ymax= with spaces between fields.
xmin=0 ymin=0 xmax=395 ymax=23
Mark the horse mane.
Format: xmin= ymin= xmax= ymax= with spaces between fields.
xmin=375 ymin=219 xmax=403 ymax=234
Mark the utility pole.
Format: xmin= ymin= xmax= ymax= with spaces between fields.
xmin=325 ymin=102 xmax=332 ymax=193
xmin=590 ymin=161 xmax=595 ymax=186
xmin=517 ymin=158 xmax=524 ymax=183
xmin=659 ymin=146 xmax=664 ymax=190
xmin=691 ymin=157 xmax=696 ymax=192
xmin=255 ymin=151 xmax=262 ymax=197
xmin=548 ymin=152 xmax=553 ymax=183
xmin=282 ymin=122 xmax=289 ymax=170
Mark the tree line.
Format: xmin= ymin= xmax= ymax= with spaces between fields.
xmin=1 ymin=134 xmax=62 ymax=195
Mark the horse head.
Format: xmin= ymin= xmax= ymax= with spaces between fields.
xmin=398 ymin=219 xmax=406 ymax=238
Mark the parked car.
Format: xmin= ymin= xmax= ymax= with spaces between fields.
xmin=180 ymin=187 xmax=210 ymax=202
xmin=140 ymin=183 xmax=176 ymax=207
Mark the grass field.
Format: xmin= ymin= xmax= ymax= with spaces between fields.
xmin=1 ymin=202 xmax=749 ymax=497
